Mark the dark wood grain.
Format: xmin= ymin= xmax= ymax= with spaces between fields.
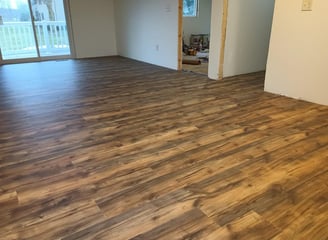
xmin=0 ymin=57 xmax=327 ymax=239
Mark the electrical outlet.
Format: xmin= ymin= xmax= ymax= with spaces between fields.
xmin=302 ymin=0 xmax=313 ymax=11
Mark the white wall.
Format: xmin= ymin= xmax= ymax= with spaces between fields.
xmin=265 ymin=0 xmax=328 ymax=106
xmin=69 ymin=0 xmax=117 ymax=58
xmin=183 ymin=0 xmax=212 ymax=45
xmin=223 ymin=0 xmax=275 ymax=77
xmin=114 ymin=0 xmax=179 ymax=70
xmin=208 ymin=0 xmax=223 ymax=80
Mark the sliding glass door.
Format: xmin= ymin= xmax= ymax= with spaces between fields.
xmin=0 ymin=0 xmax=38 ymax=60
xmin=31 ymin=0 xmax=70 ymax=57
xmin=0 ymin=0 xmax=71 ymax=61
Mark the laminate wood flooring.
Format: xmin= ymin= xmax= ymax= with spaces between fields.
xmin=0 ymin=57 xmax=327 ymax=239
xmin=183 ymin=61 xmax=208 ymax=75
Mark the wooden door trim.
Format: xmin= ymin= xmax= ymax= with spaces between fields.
xmin=219 ymin=0 xmax=229 ymax=80
xmin=178 ymin=0 xmax=183 ymax=70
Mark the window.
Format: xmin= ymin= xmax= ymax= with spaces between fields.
xmin=183 ymin=0 xmax=198 ymax=17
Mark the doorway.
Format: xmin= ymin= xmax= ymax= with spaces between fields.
xmin=181 ymin=0 xmax=212 ymax=76
xmin=0 ymin=0 xmax=71 ymax=62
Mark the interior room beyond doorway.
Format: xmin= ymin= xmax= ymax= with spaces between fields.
xmin=182 ymin=0 xmax=212 ymax=75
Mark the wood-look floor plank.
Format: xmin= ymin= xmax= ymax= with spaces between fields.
xmin=0 ymin=57 xmax=327 ymax=239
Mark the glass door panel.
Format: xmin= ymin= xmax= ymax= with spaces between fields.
xmin=0 ymin=0 xmax=38 ymax=60
xmin=31 ymin=0 xmax=71 ymax=57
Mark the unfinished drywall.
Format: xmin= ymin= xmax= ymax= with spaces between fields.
xmin=223 ymin=0 xmax=275 ymax=77
xmin=69 ymin=0 xmax=117 ymax=58
xmin=183 ymin=0 xmax=212 ymax=45
xmin=265 ymin=0 xmax=328 ymax=105
xmin=114 ymin=0 xmax=179 ymax=70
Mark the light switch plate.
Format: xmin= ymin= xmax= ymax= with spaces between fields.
xmin=302 ymin=0 xmax=313 ymax=11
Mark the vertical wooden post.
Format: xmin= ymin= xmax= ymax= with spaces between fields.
xmin=219 ymin=0 xmax=229 ymax=80
xmin=178 ymin=0 xmax=183 ymax=70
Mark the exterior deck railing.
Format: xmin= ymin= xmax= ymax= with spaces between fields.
xmin=0 ymin=21 xmax=70 ymax=59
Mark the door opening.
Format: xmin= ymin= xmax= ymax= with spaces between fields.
xmin=180 ymin=0 xmax=212 ymax=76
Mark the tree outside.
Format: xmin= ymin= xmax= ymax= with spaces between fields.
xmin=41 ymin=0 xmax=55 ymax=21
xmin=0 ymin=0 xmax=54 ymax=22
xmin=183 ymin=0 xmax=197 ymax=16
